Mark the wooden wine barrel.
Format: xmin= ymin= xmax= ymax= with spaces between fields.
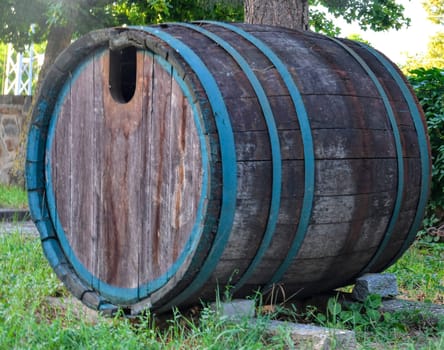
xmin=26 ymin=22 xmax=430 ymax=314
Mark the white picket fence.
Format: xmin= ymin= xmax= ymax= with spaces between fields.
xmin=3 ymin=44 xmax=44 ymax=96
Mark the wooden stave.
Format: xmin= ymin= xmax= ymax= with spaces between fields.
xmin=25 ymin=24 xmax=430 ymax=313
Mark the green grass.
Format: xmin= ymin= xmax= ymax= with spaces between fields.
xmin=0 ymin=229 xmax=442 ymax=349
xmin=387 ymin=242 xmax=444 ymax=304
xmin=289 ymin=242 xmax=444 ymax=349
xmin=0 ymin=183 xmax=28 ymax=209
xmin=0 ymin=231 xmax=288 ymax=349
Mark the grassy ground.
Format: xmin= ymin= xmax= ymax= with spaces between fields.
xmin=0 ymin=183 xmax=28 ymax=209
xmin=387 ymin=242 xmax=444 ymax=304
xmin=0 ymin=228 xmax=442 ymax=349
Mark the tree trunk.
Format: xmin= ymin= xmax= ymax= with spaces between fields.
xmin=10 ymin=25 xmax=74 ymax=187
xmin=244 ymin=0 xmax=309 ymax=30
xmin=35 ymin=26 xmax=74 ymax=96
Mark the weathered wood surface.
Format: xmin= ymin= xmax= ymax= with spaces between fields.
xmin=51 ymin=50 xmax=202 ymax=289
xmin=30 ymin=23 xmax=429 ymax=312
xmin=161 ymin=24 xmax=424 ymax=301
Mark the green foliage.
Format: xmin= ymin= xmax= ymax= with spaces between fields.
xmin=346 ymin=33 xmax=372 ymax=46
xmin=428 ymin=32 xmax=444 ymax=61
xmin=309 ymin=7 xmax=342 ymax=36
xmin=403 ymin=32 xmax=444 ymax=71
xmin=0 ymin=184 xmax=28 ymax=209
xmin=106 ymin=0 xmax=176 ymax=25
xmin=0 ymin=0 xmax=115 ymax=50
xmin=1 ymin=0 xmax=411 ymax=49
xmin=423 ymin=0 xmax=444 ymax=25
xmin=0 ymin=231 xmax=284 ymax=349
xmin=310 ymin=0 xmax=411 ymax=35
xmin=299 ymin=242 xmax=444 ymax=347
xmin=0 ymin=0 xmax=244 ymax=50
xmin=0 ymin=1 xmax=48 ymax=50
xmin=159 ymin=0 xmax=244 ymax=22
xmin=407 ymin=67 xmax=444 ymax=227
xmin=303 ymin=292 xmax=443 ymax=347
xmin=0 ymin=230 xmax=443 ymax=349
xmin=107 ymin=0 xmax=244 ymax=24
xmin=157 ymin=306 xmax=276 ymax=349
xmin=426 ymin=32 xmax=444 ymax=69
xmin=402 ymin=2 xmax=444 ymax=71
xmin=307 ymin=294 xmax=383 ymax=332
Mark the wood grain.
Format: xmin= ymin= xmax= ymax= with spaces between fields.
xmin=42 ymin=24 xmax=428 ymax=309
xmin=51 ymin=50 xmax=202 ymax=289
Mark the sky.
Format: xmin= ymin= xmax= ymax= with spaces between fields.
xmin=337 ymin=0 xmax=442 ymax=65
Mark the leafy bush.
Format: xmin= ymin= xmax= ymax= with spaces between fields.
xmin=309 ymin=294 xmax=383 ymax=332
xmin=408 ymin=68 xmax=444 ymax=234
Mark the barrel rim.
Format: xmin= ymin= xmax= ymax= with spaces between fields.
xmin=129 ymin=25 xmax=238 ymax=310
xmin=26 ymin=28 xmax=225 ymax=309
xmin=44 ymin=47 xmax=212 ymax=303
xmin=25 ymin=23 xmax=431 ymax=313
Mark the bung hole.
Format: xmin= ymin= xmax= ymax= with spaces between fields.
xmin=109 ymin=46 xmax=137 ymax=103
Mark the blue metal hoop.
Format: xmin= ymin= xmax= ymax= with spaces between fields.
xmin=327 ymin=37 xmax=405 ymax=273
xmin=44 ymin=50 xmax=213 ymax=304
xmin=355 ymin=42 xmax=431 ymax=268
xmin=200 ymin=21 xmax=315 ymax=286
xmin=134 ymin=25 xmax=238 ymax=311
xmin=171 ymin=22 xmax=282 ymax=292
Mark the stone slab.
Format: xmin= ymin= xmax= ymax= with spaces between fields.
xmin=211 ymin=299 xmax=357 ymax=349
xmin=263 ymin=320 xmax=357 ymax=350
xmin=352 ymin=273 xmax=399 ymax=301
xmin=0 ymin=220 xmax=38 ymax=236
xmin=0 ymin=208 xmax=30 ymax=222
xmin=210 ymin=299 xmax=256 ymax=320
xmin=380 ymin=298 xmax=444 ymax=325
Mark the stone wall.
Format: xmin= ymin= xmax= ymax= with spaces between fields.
xmin=0 ymin=95 xmax=31 ymax=185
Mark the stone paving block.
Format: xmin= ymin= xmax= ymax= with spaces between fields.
xmin=380 ymin=299 xmax=444 ymax=325
xmin=263 ymin=320 xmax=357 ymax=350
xmin=210 ymin=299 xmax=256 ymax=320
xmin=352 ymin=273 xmax=398 ymax=301
xmin=0 ymin=220 xmax=37 ymax=236
xmin=212 ymin=299 xmax=357 ymax=349
xmin=0 ymin=208 xmax=30 ymax=222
